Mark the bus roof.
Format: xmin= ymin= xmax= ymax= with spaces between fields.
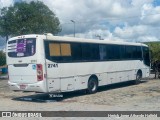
xmin=8 ymin=34 xmax=148 ymax=47
xmin=46 ymin=34 xmax=148 ymax=47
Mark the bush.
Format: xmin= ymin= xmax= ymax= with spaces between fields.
xmin=0 ymin=51 xmax=6 ymax=66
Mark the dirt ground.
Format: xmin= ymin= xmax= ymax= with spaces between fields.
xmin=0 ymin=75 xmax=160 ymax=119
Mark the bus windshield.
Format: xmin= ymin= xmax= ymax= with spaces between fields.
xmin=7 ymin=38 xmax=36 ymax=57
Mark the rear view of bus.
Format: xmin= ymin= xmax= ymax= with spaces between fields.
xmin=7 ymin=35 xmax=47 ymax=92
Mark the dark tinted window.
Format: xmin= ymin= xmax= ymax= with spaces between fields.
xmin=99 ymin=45 xmax=107 ymax=60
xmin=81 ymin=44 xmax=91 ymax=61
xmin=45 ymin=41 xmax=100 ymax=62
xmin=136 ymin=46 xmax=142 ymax=59
xmin=113 ymin=45 xmax=121 ymax=59
xmin=132 ymin=46 xmax=137 ymax=59
xmin=71 ymin=43 xmax=82 ymax=61
xmin=125 ymin=46 xmax=142 ymax=60
xmin=44 ymin=40 xmax=144 ymax=63
xmin=81 ymin=43 xmax=100 ymax=61
xmin=120 ymin=45 xmax=126 ymax=59
xmin=143 ymin=47 xmax=150 ymax=66
xmin=106 ymin=45 xmax=121 ymax=60
xmin=125 ymin=46 xmax=133 ymax=59
xmin=100 ymin=45 xmax=142 ymax=60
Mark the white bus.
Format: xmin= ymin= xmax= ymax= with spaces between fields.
xmin=7 ymin=34 xmax=150 ymax=94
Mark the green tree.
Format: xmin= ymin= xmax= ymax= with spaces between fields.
xmin=146 ymin=42 xmax=160 ymax=62
xmin=0 ymin=1 xmax=61 ymax=41
xmin=0 ymin=51 xmax=6 ymax=66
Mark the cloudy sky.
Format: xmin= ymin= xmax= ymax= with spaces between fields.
xmin=0 ymin=0 xmax=160 ymax=49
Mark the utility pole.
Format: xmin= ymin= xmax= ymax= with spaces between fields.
xmin=71 ymin=20 xmax=75 ymax=37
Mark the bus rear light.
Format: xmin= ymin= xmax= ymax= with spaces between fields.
xmin=37 ymin=70 xmax=43 ymax=76
xmin=37 ymin=64 xmax=43 ymax=81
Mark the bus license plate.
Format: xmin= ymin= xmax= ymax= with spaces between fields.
xmin=20 ymin=84 xmax=27 ymax=89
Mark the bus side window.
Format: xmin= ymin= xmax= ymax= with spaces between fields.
xmin=143 ymin=47 xmax=150 ymax=66
xmin=106 ymin=45 xmax=113 ymax=60
xmin=60 ymin=43 xmax=71 ymax=56
xmin=99 ymin=45 xmax=106 ymax=60
xmin=106 ymin=45 xmax=121 ymax=60
xmin=81 ymin=43 xmax=91 ymax=61
xmin=45 ymin=41 xmax=72 ymax=62
xmin=81 ymin=43 xmax=99 ymax=61
xmin=136 ymin=46 xmax=142 ymax=59
xmin=125 ymin=46 xmax=133 ymax=59
xmin=120 ymin=45 xmax=125 ymax=60
xmin=49 ymin=43 xmax=61 ymax=56
xmin=90 ymin=44 xmax=100 ymax=60
xmin=114 ymin=45 xmax=121 ymax=60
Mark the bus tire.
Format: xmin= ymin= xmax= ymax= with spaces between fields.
xmin=87 ymin=77 xmax=98 ymax=94
xmin=135 ymin=71 xmax=142 ymax=85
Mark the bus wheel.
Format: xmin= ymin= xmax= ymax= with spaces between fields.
xmin=135 ymin=71 xmax=142 ymax=85
xmin=87 ymin=77 xmax=98 ymax=94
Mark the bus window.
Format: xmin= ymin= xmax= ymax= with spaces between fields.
xmin=61 ymin=43 xmax=71 ymax=56
xmin=106 ymin=45 xmax=121 ymax=60
xmin=71 ymin=43 xmax=82 ymax=61
xmin=81 ymin=43 xmax=91 ymax=61
xmin=90 ymin=44 xmax=100 ymax=60
xmin=113 ymin=45 xmax=121 ymax=60
xmin=143 ymin=47 xmax=150 ymax=66
xmin=120 ymin=45 xmax=125 ymax=60
xmin=49 ymin=43 xmax=61 ymax=56
xmin=99 ymin=45 xmax=107 ymax=60
xmin=81 ymin=43 xmax=99 ymax=61
xmin=125 ymin=46 xmax=133 ymax=59
xmin=46 ymin=41 xmax=72 ymax=62
xmin=136 ymin=46 xmax=142 ymax=59
xmin=8 ymin=38 xmax=36 ymax=57
xmin=49 ymin=43 xmax=71 ymax=57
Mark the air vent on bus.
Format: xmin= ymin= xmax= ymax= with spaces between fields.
xmin=13 ymin=64 xmax=29 ymax=67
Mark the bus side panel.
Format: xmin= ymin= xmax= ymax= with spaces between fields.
xmin=97 ymin=73 xmax=106 ymax=86
xmin=118 ymin=71 xmax=127 ymax=82
xmin=76 ymin=76 xmax=89 ymax=90
xmin=142 ymin=68 xmax=150 ymax=78
xmin=107 ymin=73 xmax=116 ymax=84
xmin=48 ymin=78 xmax=61 ymax=92
xmin=46 ymin=60 xmax=149 ymax=92
xmin=61 ymin=77 xmax=75 ymax=92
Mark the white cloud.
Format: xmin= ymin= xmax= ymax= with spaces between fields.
xmin=74 ymin=29 xmax=113 ymax=40
xmin=111 ymin=2 xmax=125 ymax=16
xmin=141 ymin=3 xmax=160 ymax=25
xmin=131 ymin=0 xmax=153 ymax=7
xmin=0 ymin=0 xmax=13 ymax=8
xmin=137 ymin=36 xmax=159 ymax=42
xmin=113 ymin=24 xmax=160 ymax=42
xmin=1 ymin=0 xmax=160 ymax=44
xmin=114 ymin=25 xmax=147 ymax=38
xmin=41 ymin=0 xmax=160 ymax=42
